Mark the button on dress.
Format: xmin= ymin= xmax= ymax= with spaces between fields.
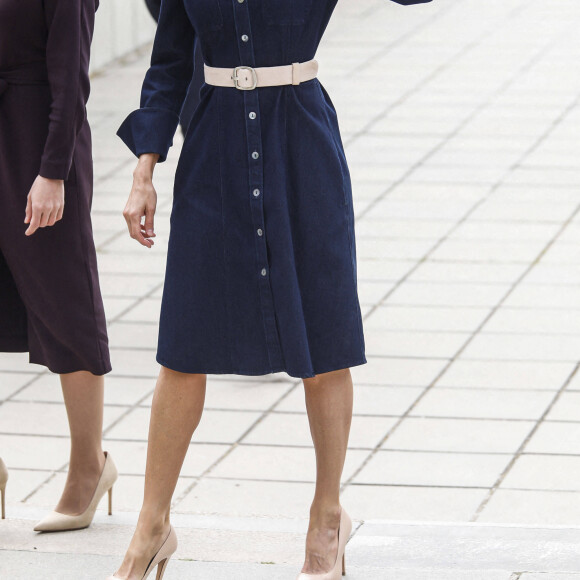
xmin=118 ymin=0 xmax=431 ymax=378
xmin=0 ymin=0 xmax=111 ymax=375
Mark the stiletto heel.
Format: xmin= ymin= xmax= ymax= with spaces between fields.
xmin=34 ymin=451 xmax=118 ymax=532
xmin=156 ymin=558 xmax=169 ymax=580
xmin=296 ymin=507 xmax=352 ymax=579
xmin=106 ymin=526 xmax=178 ymax=580
xmin=0 ymin=458 xmax=8 ymax=520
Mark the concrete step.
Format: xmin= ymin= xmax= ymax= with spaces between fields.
xmin=2 ymin=507 xmax=580 ymax=579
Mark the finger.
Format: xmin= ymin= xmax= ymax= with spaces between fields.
xmin=25 ymin=209 xmax=41 ymax=236
xmin=139 ymin=227 xmax=156 ymax=237
xmin=144 ymin=206 xmax=156 ymax=237
xmin=127 ymin=212 xmax=152 ymax=248
xmin=39 ymin=207 xmax=51 ymax=228
xmin=123 ymin=207 xmax=141 ymax=236
xmin=46 ymin=207 xmax=58 ymax=227
xmin=55 ymin=205 xmax=64 ymax=222
xmin=139 ymin=229 xmax=155 ymax=245
xmin=24 ymin=196 xmax=32 ymax=224
xmin=130 ymin=213 xmax=146 ymax=242
xmin=134 ymin=229 xmax=153 ymax=248
xmin=122 ymin=201 xmax=136 ymax=233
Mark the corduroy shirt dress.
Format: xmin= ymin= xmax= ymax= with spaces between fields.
xmin=118 ymin=0 xmax=431 ymax=379
xmin=0 ymin=0 xmax=111 ymax=375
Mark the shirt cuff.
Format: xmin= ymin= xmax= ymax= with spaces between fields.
xmin=116 ymin=107 xmax=181 ymax=163
xmin=390 ymin=0 xmax=433 ymax=4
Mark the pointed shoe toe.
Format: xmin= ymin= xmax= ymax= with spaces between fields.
xmin=34 ymin=511 xmax=90 ymax=532
xmin=34 ymin=451 xmax=118 ymax=533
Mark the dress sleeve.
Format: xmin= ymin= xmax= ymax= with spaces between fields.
xmin=116 ymin=0 xmax=196 ymax=163
xmin=40 ymin=0 xmax=95 ymax=180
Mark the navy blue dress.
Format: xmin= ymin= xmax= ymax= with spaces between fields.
xmin=117 ymin=0 xmax=431 ymax=379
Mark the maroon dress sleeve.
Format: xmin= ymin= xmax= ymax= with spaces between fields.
xmin=39 ymin=0 xmax=95 ymax=180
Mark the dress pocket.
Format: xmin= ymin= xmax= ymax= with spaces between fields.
xmin=262 ymin=0 xmax=314 ymax=26
xmin=315 ymin=82 xmax=350 ymax=207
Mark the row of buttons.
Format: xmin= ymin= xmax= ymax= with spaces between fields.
xmin=235 ymin=0 xmax=284 ymax=366
xmin=234 ymin=0 xmax=269 ymax=280
xmin=249 ymin=103 xmax=267 ymax=276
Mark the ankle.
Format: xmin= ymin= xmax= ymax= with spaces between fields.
xmin=137 ymin=510 xmax=170 ymax=537
xmin=68 ymin=450 xmax=105 ymax=480
xmin=309 ymin=502 xmax=341 ymax=529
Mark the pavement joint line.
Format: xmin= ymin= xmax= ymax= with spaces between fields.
xmin=422 ymin=188 xmax=580 ymax=519
xmin=100 ymin=345 xmax=580 ymax=361
xmin=96 ymin=229 xmax=130 ymax=253
xmin=357 ymin=32 xmax=560 ymax=326
xmin=19 ymin=468 xmax=580 ymax=492
xmin=341 ymin=0 xmax=456 ymax=78
xmin=11 ymin=467 xmax=580 ymax=494
xmin=7 ymin=507 xmax=580 ymax=533
xmin=170 ymin=377 xmax=302 ymax=509
xmin=344 ymin=151 xmax=580 ymax=496
xmin=89 ymin=41 xmax=156 ymax=80
xmin=357 ymin=235 xmax=565 ymax=242
xmin=94 ymin=157 xmax=137 ymax=187
xmin=0 ymin=435 xmax=560 ymax=450
xmin=358 ymin=213 xmax=580 ymax=222
xmin=2 ymin=370 xmax=50 ymax=407
xmin=471 ymin=361 xmax=580 ymax=522
xmin=105 ymin=280 xmax=165 ymax=326
xmin=345 ymin=0 xmax=538 ymax=156
xmin=19 ymin=369 xmax=157 ymax=504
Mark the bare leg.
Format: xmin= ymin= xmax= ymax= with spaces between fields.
xmin=113 ymin=366 xmax=206 ymax=580
xmin=56 ymin=371 xmax=106 ymax=515
xmin=301 ymin=368 xmax=353 ymax=574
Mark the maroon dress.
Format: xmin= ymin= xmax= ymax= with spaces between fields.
xmin=0 ymin=0 xmax=111 ymax=375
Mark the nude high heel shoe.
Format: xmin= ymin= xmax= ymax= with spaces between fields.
xmin=296 ymin=506 xmax=352 ymax=579
xmin=106 ymin=525 xmax=178 ymax=580
xmin=0 ymin=458 xmax=8 ymax=519
xmin=34 ymin=451 xmax=118 ymax=532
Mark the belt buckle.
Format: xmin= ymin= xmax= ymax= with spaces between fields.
xmin=232 ymin=66 xmax=258 ymax=90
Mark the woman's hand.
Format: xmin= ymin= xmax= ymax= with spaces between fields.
xmin=123 ymin=153 xmax=160 ymax=248
xmin=24 ymin=176 xmax=65 ymax=236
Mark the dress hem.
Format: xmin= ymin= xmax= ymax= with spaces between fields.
xmin=156 ymin=353 xmax=367 ymax=380
xmin=29 ymin=354 xmax=112 ymax=377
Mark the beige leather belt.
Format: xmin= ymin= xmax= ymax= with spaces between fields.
xmin=203 ymin=60 xmax=318 ymax=90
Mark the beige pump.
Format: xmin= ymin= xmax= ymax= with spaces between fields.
xmin=107 ymin=525 xmax=178 ymax=580
xmin=296 ymin=507 xmax=352 ymax=580
xmin=0 ymin=457 xmax=8 ymax=519
xmin=34 ymin=451 xmax=118 ymax=532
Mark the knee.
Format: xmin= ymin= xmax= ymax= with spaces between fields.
xmin=159 ymin=365 xmax=206 ymax=387
xmin=303 ymin=367 xmax=350 ymax=389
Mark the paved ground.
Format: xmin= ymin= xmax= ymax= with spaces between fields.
xmin=2 ymin=0 xmax=580 ymax=577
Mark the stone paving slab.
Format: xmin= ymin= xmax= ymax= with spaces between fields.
xmin=2 ymin=514 xmax=580 ymax=578
xmin=0 ymin=552 xmax=516 ymax=580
